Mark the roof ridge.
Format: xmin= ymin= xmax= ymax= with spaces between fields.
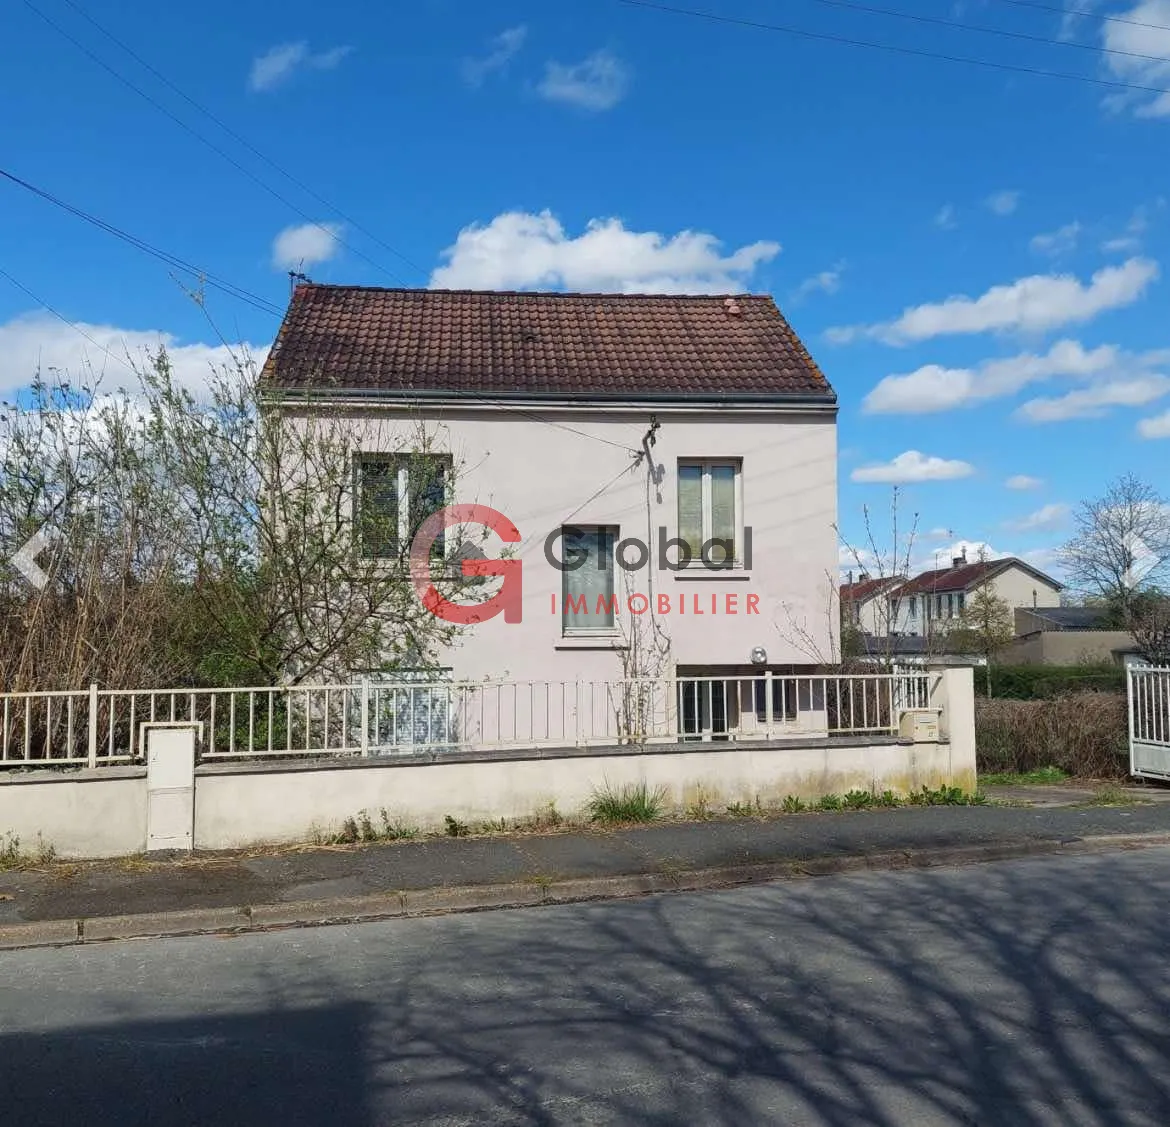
xmin=292 ymin=282 xmax=770 ymax=301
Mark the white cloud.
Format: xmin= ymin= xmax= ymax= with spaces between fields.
xmin=933 ymin=204 xmax=957 ymax=230
xmin=1004 ymin=503 xmax=1071 ymax=532
xmin=271 ymin=222 xmax=344 ymax=270
xmin=850 ymin=450 xmax=975 ymax=484
xmin=1029 ymin=221 xmax=1081 ymax=257
xmin=462 ymin=26 xmax=527 ymax=86
xmin=1137 ymin=409 xmax=1170 ymax=438
xmin=1101 ymin=200 xmax=1164 ymax=253
xmin=986 ymin=190 xmax=1020 ymax=216
xmin=793 ymin=262 xmax=845 ymax=301
xmin=862 ymin=339 xmax=1125 ymax=415
xmin=912 ymin=540 xmax=1006 ymax=573
xmin=828 ymin=257 xmax=1159 ymax=345
xmin=429 ymin=210 xmax=780 ymax=293
xmin=1015 ymin=374 xmax=1170 ymax=422
xmin=537 ymin=49 xmax=631 ymax=111
xmin=925 ymin=527 xmax=954 ymax=540
xmin=1101 ymin=1 xmax=1170 ymax=118
xmin=1006 ymin=474 xmax=1044 ymax=490
xmin=0 ymin=312 xmax=269 ymax=398
xmin=249 ymin=42 xmax=351 ymax=92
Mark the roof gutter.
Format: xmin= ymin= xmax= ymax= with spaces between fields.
xmin=259 ymin=385 xmax=839 ymax=413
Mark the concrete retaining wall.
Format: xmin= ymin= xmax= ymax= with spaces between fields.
xmin=0 ymin=669 xmax=978 ymax=858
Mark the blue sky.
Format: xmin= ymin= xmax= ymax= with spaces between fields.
xmin=2 ymin=0 xmax=1169 ymax=581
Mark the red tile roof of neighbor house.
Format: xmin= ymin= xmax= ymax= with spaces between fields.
xmin=260 ymin=284 xmax=836 ymax=402
xmin=840 ymin=576 xmax=903 ymax=603
xmin=895 ymin=557 xmax=1063 ymax=596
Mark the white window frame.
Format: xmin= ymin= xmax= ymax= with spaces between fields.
xmin=561 ymin=525 xmax=620 ymax=636
xmin=677 ymin=458 xmax=744 ymax=569
xmin=357 ymin=453 xmax=451 ymax=562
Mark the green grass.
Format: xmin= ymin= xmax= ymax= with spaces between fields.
xmin=979 ymin=766 xmax=1071 ymax=786
xmin=588 ymin=781 xmax=667 ymax=825
xmin=1077 ymin=785 xmax=1145 ymax=808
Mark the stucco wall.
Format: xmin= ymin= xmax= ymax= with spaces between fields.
xmin=285 ymin=403 xmax=838 ymax=682
xmin=1002 ymin=631 xmax=1134 ymax=666
xmin=989 ymin=565 xmax=1062 ymax=611
xmin=0 ymin=769 xmax=147 ymax=859
xmin=194 ymin=737 xmax=970 ymax=850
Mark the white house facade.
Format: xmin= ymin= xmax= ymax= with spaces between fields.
xmin=263 ymin=285 xmax=840 ymax=699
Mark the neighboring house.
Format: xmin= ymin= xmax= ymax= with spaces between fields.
xmin=1004 ymin=606 xmax=1140 ymax=666
xmin=888 ymin=551 xmax=1062 ymax=637
xmin=840 ymin=574 xmax=904 ymax=636
xmin=261 ymin=285 xmax=839 ymax=717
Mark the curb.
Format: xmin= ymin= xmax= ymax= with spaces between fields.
xmin=4 ymin=831 xmax=1170 ymax=951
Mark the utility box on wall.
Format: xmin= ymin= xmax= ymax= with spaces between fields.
xmin=899 ymin=709 xmax=941 ymax=744
xmin=144 ymin=722 xmax=200 ymax=852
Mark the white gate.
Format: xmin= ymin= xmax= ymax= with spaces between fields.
xmin=1129 ymin=665 xmax=1170 ymax=779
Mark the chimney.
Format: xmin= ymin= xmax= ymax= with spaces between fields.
xmin=951 ymin=547 xmax=967 ymax=569
xmin=858 ymin=571 xmax=870 ymax=583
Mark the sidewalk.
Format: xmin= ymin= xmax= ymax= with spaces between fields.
xmin=4 ymin=794 xmax=1170 ymax=949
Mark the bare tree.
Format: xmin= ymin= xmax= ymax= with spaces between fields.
xmin=0 ymin=345 xmax=468 ymax=690
xmin=1128 ymin=590 xmax=1170 ymax=666
xmin=1060 ymin=474 xmax=1170 ymax=616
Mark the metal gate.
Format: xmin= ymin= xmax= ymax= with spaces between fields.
xmin=1129 ymin=664 xmax=1170 ymax=779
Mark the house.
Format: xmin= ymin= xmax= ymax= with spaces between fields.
xmin=261 ymin=284 xmax=839 ymax=730
xmin=888 ymin=551 xmax=1062 ymax=637
xmin=840 ymin=573 xmax=905 ymax=636
xmin=1004 ymin=606 xmax=1140 ymax=666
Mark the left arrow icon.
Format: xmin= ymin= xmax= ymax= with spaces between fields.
xmin=11 ymin=526 xmax=58 ymax=591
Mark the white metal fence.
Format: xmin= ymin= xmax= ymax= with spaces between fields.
xmin=0 ymin=671 xmax=934 ymax=769
xmin=1129 ymin=664 xmax=1170 ymax=780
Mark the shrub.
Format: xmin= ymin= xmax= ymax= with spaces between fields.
xmin=989 ymin=665 xmax=1126 ymax=700
xmin=975 ymin=692 xmax=1128 ymax=779
xmin=444 ymin=815 xmax=470 ymax=837
xmin=843 ymin=789 xmax=873 ymax=810
xmin=816 ymin=793 xmax=844 ymax=812
xmin=587 ymin=781 xmax=666 ymax=824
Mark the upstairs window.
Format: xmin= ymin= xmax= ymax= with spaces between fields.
xmin=677 ymin=459 xmax=741 ymax=568
xmin=357 ymin=453 xmax=450 ymax=560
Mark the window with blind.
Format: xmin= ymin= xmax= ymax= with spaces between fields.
xmin=561 ymin=526 xmax=617 ymax=633
xmin=357 ymin=453 xmax=450 ymax=560
xmin=677 ymin=459 xmax=741 ymax=567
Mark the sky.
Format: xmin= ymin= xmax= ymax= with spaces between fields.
xmin=1 ymin=0 xmax=1168 ymax=584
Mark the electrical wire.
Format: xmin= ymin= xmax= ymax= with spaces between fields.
xmin=53 ymin=0 xmax=426 ymax=279
xmin=0 ymin=167 xmax=284 ymax=317
xmin=984 ymin=0 xmax=1170 ymax=35
xmin=618 ymin=0 xmax=1170 ymax=98
xmin=781 ymin=0 xmax=1170 ymax=67
xmin=0 ymin=264 xmax=142 ymax=381
xmin=20 ymin=0 xmax=411 ymax=286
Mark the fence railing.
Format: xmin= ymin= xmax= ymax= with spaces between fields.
xmin=0 ymin=671 xmax=935 ymax=769
xmin=1129 ymin=664 xmax=1170 ymax=765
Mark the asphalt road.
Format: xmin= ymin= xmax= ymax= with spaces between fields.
xmin=3 ymin=848 xmax=1170 ymax=1126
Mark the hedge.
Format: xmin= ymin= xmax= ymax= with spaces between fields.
xmin=988 ymin=664 xmax=1127 ymax=700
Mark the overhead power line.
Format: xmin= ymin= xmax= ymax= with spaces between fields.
xmin=0 ymin=167 xmax=284 ymax=317
xmin=20 ymin=0 xmax=412 ymax=287
xmin=53 ymin=0 xmax=427 ymax=280
xmin=618 ymin=0 xmax=1170 ymax=99
xmin=984 ymin=0 xmax=1170 ymax=35
xmin=783 ymin=0 xmax=1170 ymax=67
xmin=0 ymin=264 xmax=142 ymax=380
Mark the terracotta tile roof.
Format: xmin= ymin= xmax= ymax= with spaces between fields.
xmin=895 ymin=558 xmax=1062 ymax=596
xmin=260 ymin=284 xmax=836 ymax=402
xmin=840 ymin=576 xmax=903 ymax=603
